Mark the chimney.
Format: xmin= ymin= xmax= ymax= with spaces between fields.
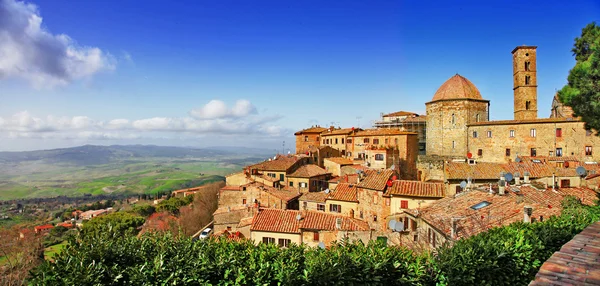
xmin=451 ymin=218 xmax=460 ymax=239
xmin=514 ymin=173 xmax=521 ymax=185
xmin=524 ymin=172 xmax=530 ymax=184
xmin=524 ymin=206 xmax=533 ymax=223
xmin=499 ymin=180 xmax=506 ymax=195
xmin=335 ymin=217 xmax=343 ymax=230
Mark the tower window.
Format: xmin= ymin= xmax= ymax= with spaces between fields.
xmin=525 ymin=101 xmax=531 ymax=110
xmin=452 ymin=141 xmax=455 ymax=149
xmin=530 ymin=128 xmax=536 ymax=137
xmin=525 ymin=61 xmax=531 ymax=71
xmin=304 ymin=136 xmax=308 ymax=142
xmin=451 ymin=114 xmax=455 ymax=125
xmin=530 ymin=148 xmax=537 ymax=157
xmin=525 ymin=76 xmax=531 ymax=85
xmin=556 ymin=148 xmax=563 ymax=157
xmin=506 ymin=149 xmax=511 ymax=157
xmin=525 ymin=53 xmax=529 ymax=57
xmin=586 ymin=146 xmax=593 ymax=156
xmin=473 ymin=131 xmax=478 ymax=138
xmin=509 ymin=130 xmax=515 ymax=137
xmin=476 ymin=114 xmax=480 ymax=122
xmin=487 ymin=131 xmax=492 ymax=138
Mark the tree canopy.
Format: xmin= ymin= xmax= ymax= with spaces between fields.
xmin=558 ymin=22 xmax=600 ymax=133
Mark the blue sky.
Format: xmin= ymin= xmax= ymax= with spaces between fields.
xmin=0 ymin=0 xmax=598 ymax=151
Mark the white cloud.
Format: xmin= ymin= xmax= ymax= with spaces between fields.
xmin=0 ymin=99 xmax=285 ymax=144
xmin=0 ymin=0 xmax=115 ymax=88
xmin=189 ymin=99 xmax=257 ymax=119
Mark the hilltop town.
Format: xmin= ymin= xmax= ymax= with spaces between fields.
xmin=213 ymin=45 xmax=600 ymax=249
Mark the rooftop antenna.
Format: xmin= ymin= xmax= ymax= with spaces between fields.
xmin=296 ymin=214 xmax=302 ymax=221
xmin=282 ymin=141 xmax=285 ymax=155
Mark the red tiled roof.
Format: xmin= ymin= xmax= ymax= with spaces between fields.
xmin=327 ymin=183 xmax=358 ymax=202
xmin=328 ymin=174 xmax=359 ymax=184
xmin=248 ymin=155 xmax=300 ymax=172
xmin=385 ymin=180 xmax=445 ymax=198
xmin=294 ymin=126 xmax=328 ymax=135
xmin=531 ymin=222 xmax=600 ymax=285
xmin=264 ymin=187 xmax=302 ymax=202
xmin=445 ymin=161 xmax=506 ymax=180
xmin=220 ymin=186 xmax=241 ymax=191
xmin=430 ymin=74 xmax=484 ymax=102
xmin=56 ymin=222 xmax=74 ymax=228
xmin=299 ymin=191 xmax=328 ymax=203
xmin=324 ymin=157 xmax=354 ymax=165
xmin=357 ymin=169 xmax=395 ymax=191
xmin=34 ymin=224 xmax=54 ymax=231
xmin=288 ymin=164 xmax=329 ymax=178
xmin=503 ymin=161 xmax=554 ymax=178
xmin=350 ymin=129 xmax=417 ymax=137
xmin=172 ymin=185 xmax=207 ymax=195
xmin=418 ymin=186 xmax=598 ymax=240
xmin=321 ymin=128 xmax=361 ymax=136
xmin=382 ymin=111 xmax=420 ymax=117
xmin=250 ymin=209 xmax=370 ymax=234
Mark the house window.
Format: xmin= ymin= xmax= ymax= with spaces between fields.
xmin=487 ymin=131 xmax=492 ymax=138
xmin=359 ymin=211 xmax=363 ymax=219
xmin=342 ymin=138 xmax=344 ymax=144
xmin=556 ymin=148 xmax=563 ymax=157
xmin=317 ymin=204 xmax=325 ymax=211
xmin=304 ymin=136 xmax=308 ymax=142
xmin=323 ymin=139 xmax=326 ymax=144
xmin=364 ymin=138 xmax=370 ymax=143
xmin=557 ymin=161 xmax=563 ymax=168
xmin=525 ymin=61 xmax=531 ymax=71
xmin=289 ymin=181 xmax=293 ymax=187
xmin=473 ymin=131 xmax=478 ymax=138
xmin=401 ymin=200 xmax=408 ymax=209
xmin=556 ymin=128 xmax=562 ymax=137
xmin=530 ymin=148 xmax=537 ymax=157
xmin=510 ymin=130 xmax=515 ymax=137
xmin=432 ymin=232 xmax=437 ymax=248
xmin=242 ymin=199 xmax=247 ymax=205
xmin=312 ymin=180 xmax=317 ymax=187
xmin=300 ymin=182 xmax=308 ymax=188
xmin=549 ymin=151 xmax=554 ymax=157
xmin=303 ymin=202 xmax=307 ymax=209
xmin=373 ymin=138 xmax=379 ymax=145
xmin=530 ymin=129 xmax=536 ymax=137
xmin=585 ymin=146 xmax=593 ymax=156
xmin=452 ymin=141 xmax=456 ymax=149
xmin=316 ymin=136 xmax=319 ymax=142
xmin=560 ymin=179 xmax=570 ymax=188
xmin=280 ymin=174 xmax=284 ymax=181
xmin=373 ymin=215 xmax=377 ymax=222
xmin=477 ymin=149 xmax=483 ymax=156
xmin=329 ymin=204 xmax=341 ymax=213
xmin=411 ymin=219 xmax=417 ymax=231
xmin=525 ymin=76 xmax=530 ymax=85
xmin=427 ymin=228 xmax=431 ymax=243
xmin=506 ymin=149 xmax=511 ymax=157
xmin=313 ymin=232 xmax=319 ymax=242
xmin=262 ymin=237 xmax=275 ymax=244
xmin=526 ymin=101 xmax=531 ymax=110
xmin=456 ymin=185 xmax=463 ymax=194
xmin=347 ymin=139 xmax=352 ymax=143
xmin=335 ymin=138 xmax=338 ymax=144
xmin=227 ymin=226 xmax=232 ymax=231
xmin=385 ymin=138 xmax=389 ymax=144
xmin=278 ymin=239 xmax=291 ymax=247
xmin=375 ymin=154 xmax=384 ymax=161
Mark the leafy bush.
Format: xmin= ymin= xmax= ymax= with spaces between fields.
xmin=155 ymin=195 xmax=194 ymax=215
xmin=81 ymin=212 xmax=145 ymax=237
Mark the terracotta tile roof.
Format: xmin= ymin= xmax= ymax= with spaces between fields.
xmin=587 ymin=173 xmax=600 ymax=180
xmin=418 ymin=186 xmax=598 ymax=240
xmin=300 ymin=211 xmax=370 ymax=231
xmin=256 ymin=173 xmax=280 ymax=182
xmin=429 ymin=74 xmax=485 ymax=102
xmin=503 ymin=161 xmax=554 ymax=178
xmin=328 ymin=174 xmax=359 ymax=184
xmin=531 ymin=222 xmax=600 ymax=285
xmin=288 ymin=164 xmax=329 ymax=178
xmin=445 ymin=162 xmax=506 ymax=180
xmin=294 ymin=126 xmax=328 ymax=135
xmin=382 ymin=111 xmax=420 ymax=117
xmin=237 ymin=217 xmax=254 ymax=228
xmin=264 ymin=187 xmax=302 ymax=203
xmin=299 ymin=191 xmax=328 ymax=203
xmin=248 ymin=155 xmax=300 ymax=172
xmin=324 ymin=157 xmax=354 ymax=165
xmin=321 ymin=128 xmax=361 ymax=136
xmin=385 ymin=180 xmax=445 ymax=198
xmin=34 ymin=224 xmax=54 ymax=231
xmin=172 ymin=185 xmax=207 ymax=195
xmin=220 ymin=186 xmax=241 ymax=191
xmin=349 ymin=129 xmax=417 ymax=137
xmin=468 ymin=117 xmax=581 ymax=126
xmin=327 ymin=183 xmax=358 ymax=202
xmin=357 ymin=169 xmax=395 ymax=191
xmin=250 ymin=209 xmax=370 ymax=234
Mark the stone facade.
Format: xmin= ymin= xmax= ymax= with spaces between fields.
xmin=467 ymin=120 xmax=600 ymax=163
xmin=512 ymin=46 xmax=538 ymax=120
xmin=295 ymin=126 xmax=327 ymax=154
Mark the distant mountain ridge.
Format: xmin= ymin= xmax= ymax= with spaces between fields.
xmin=0 ymin=144 xmax=275 ymax=166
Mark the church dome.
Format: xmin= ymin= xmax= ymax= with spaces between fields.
xmin=431 ymin=74 xmax=483 ymax=102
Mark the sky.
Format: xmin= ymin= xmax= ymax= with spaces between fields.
xmin=0 ymin=0 xmax=598 ymax=152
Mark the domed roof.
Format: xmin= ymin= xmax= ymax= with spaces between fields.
xmin=431 ymin=74 xmax=483 ymax=102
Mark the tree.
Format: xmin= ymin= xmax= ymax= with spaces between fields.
xmin=82 ymin=212 xmax=145 ymax=236
xmin=558 ymin=22 xmax=600 ymax=133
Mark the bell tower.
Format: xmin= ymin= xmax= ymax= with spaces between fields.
xmin=512 ymin=46 xmax=538 ymax=120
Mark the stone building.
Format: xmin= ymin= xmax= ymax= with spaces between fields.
xmin=374 ymin=111 xmax=427 ymax=154
xmin=320 ymin=127 xmax=362 ymax=156
xmin=294 ymin=126 xmax=327 ymax=154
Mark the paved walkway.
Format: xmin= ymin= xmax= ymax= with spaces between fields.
xmin=530 ymin=221 xmax=600 ymax=285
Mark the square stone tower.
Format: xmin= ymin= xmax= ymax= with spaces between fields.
xmin=512 ymin=46 xmax=538 ymax=120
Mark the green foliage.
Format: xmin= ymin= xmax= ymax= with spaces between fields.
xmin=29 ymin=199 xmax=600 ymax=285
xmin=81 ymin=212 xmax=145 ymax=237
xmin=559 ymin=22 xmax=600 ymax=132
xmin=129 ymin=204 xmax=156 ymax=217
xmin=155 ymin=195 xmax=194 ymax=215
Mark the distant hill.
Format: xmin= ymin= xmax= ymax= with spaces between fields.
xmin=0 ymin=145 xmax=274 ymax=166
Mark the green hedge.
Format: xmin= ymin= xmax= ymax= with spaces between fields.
xmin=29 ymin=199 xmax=600 ymax=285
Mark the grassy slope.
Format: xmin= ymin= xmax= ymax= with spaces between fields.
xmin=44 ymin=241 xmax=68 ymax=261
xmin=0 ymin=158 xmax=245 ymax=200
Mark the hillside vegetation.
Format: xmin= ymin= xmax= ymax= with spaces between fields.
xmin=29 ymin=197 xmax=600 ymax=286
